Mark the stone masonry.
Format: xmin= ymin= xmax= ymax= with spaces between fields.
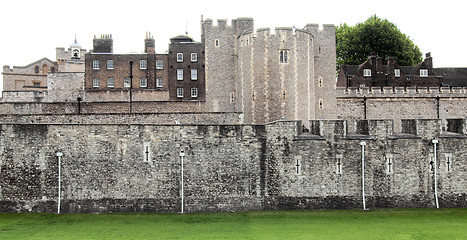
xmin=1 ymin=119 xmax=466 ymax=213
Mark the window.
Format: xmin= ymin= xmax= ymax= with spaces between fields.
xmin=385 ymin=154 xmax=393 ymax=174
xmin=363 ymin=69 xmax=371 ymax=77
xmin=215 ymin=39 xmax=219 ymax=47
xmin=177 ymin=69 xmax=183 ymax=80
xmin=420 ymin=69 xmax=428 ymax=77
xmin=33 ymin=82 xmax=41 ymax=87
xmin=140 ymin=60 xmax=147 ymax=69
xmin=156 ymin=78 xmax=163 ymax=87
xmin=319 ymin=99 xmax=324 ymax=109
xmin=294 ymin=156 xmax=302 ymax=175
xmin=50 ymin=67 xmax=56 ymax=73
xmin=140 ymin=78 xmax=147 ymax=87
xmin=92 ymin=60 xmax=99 ymax=70
xmin=177 ymin=53 xmax=183 ymax=62
xmin=445 ymin=153 xmax=452 ymax=172
xmin=191 ymin=53 xmax=197 ymax=62
xmin=336 ymin=154 xmax=343 ymax=174
xmin=92 ymin=78 xmax=100 ymax=88
xmin=107 ymin=78 xmax=115 ymax=88
xmin=34 ymin=66 xmax=39 ymax=73
xmin=123 ymin=78 xmax=131 ymax=88
xmin=177 ymin=88 xmax=184 ymax=98
xmin=318 ymin=77 xmax=323 ymax=88
xmin=279 ymin=50 xmax=288 ymax=63
xmin=191 ymin=69 xmax=198 ymax=80
xmin=394 ymin=69 xmax=401 ymax=77
xmin=191 ymin=88 xmax=198 ymax=98
xmin=230 ymin=92 xmax=235 ymax=103
xmin=107 ymin=60 xmax=114 ymax=69
xmin=156 ymin=60 xmax=163 ymax=69
xmin=143 ymin=142 xmax=151 ymax=162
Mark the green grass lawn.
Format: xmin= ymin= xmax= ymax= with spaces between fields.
xmin=1 ymin=208 xmax=466 ymax=239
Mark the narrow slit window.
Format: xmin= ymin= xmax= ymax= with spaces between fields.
xmin=445 ymin=153 xmax=452 ymax=172
xmin=294 ymin=157 xmax=301 ymax=175
xmin=143 ymin=142 xmax=151 ymax=162
xmin=385 ymin=154 xmax=393 ymax=174
xmin=336 ymin=154 xmax=343 ymax=174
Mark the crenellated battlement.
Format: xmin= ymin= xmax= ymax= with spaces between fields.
xmin=337 ymin=86 xmax=467 ymax=98
xmin=299 ymin=118 xmax=467 ymax=141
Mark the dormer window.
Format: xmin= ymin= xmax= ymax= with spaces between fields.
xmin=363 ymin=69 xmax=371 ymax=77
xmin=394 ymin=69 xmax=400 ymax=77
xmin=420 ymin=69 xmax=428 ymax=77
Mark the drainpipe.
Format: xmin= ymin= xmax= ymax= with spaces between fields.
xmin=360 ymin=141 xmax=367 ymax=210
xmin=56 ymin=151 xmax=63 ymax=214
xmin=432 ymin=139 xmax=439 ymax=209
xmin=179 ymin=149 xmax=185 ymax=214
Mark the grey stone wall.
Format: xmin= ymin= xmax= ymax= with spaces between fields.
xmin=1 ymin=119 xmax=466 ymax=213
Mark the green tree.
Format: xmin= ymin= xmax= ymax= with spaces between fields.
xmin=336 ymin=15 xmax=422 ymax=68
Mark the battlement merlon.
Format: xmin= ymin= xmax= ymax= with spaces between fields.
xmin=336 ymin=86 xmax=467 ymax=98
xmin=267 ymin=119 xmax=467 ymax=141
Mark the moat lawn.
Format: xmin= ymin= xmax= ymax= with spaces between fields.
xmin=1 ymin=208 xmax=466 ymax=239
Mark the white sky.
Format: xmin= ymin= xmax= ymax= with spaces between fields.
xmin=1 ymin=0 xmax=466 ymax=92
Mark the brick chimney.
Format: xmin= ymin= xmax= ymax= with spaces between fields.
xmin=93 ymin=34 xmax=113 ymax=53
xmin=424 ymin=52 xmax=433 ymax=68
xmin=376 ymin=57 xmax=383 ymax=73
xmin=144 ymin=32 xmax=155 ymax=54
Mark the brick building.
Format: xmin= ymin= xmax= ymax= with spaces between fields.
xmin=168 ymin=35 xmax=205 ymax=101
xmin=337 ymin=53 xmax=467 ymax=88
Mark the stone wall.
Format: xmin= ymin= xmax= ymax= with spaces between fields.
xmin=337 ymin=87 xmax=467 ymax=132
xmin=1 ymin=119 xmax=466 ymax=213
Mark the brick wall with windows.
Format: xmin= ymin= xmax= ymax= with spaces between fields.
xmin=168 ymin=35 xmax=205 ymax=101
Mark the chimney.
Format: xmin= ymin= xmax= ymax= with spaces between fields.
xmin=424 ymin=52 xmax=433 ymax=68
xmin=93 ymin=34 xmax=113 ymax=53
xmin=376 ymin=57 xmax=383 ymax=73
xmin=145 ymin=32 xmax=155 ymax=54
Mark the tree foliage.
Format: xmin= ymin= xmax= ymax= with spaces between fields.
xmin=336 ymin=15 xmax=422 ymax=68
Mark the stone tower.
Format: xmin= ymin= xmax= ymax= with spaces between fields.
xmin=202 ymin=18 xmax=336 ymax=124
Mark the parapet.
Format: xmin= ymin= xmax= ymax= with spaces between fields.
xmin=285 ymin=118 xmax=467 ymax=141
xmin=337 ymin=87 xmax=467 ymax=98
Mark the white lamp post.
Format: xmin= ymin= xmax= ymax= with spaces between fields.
xmin=432 ymin=139 xmax=439 ymax=209
xmin=179 ymin=149 xmax=185 ymax=214
xmin=56 ymin=151 xmax=63 ymax=214
xmin=360 ymin=141 xmax=367 ymax=210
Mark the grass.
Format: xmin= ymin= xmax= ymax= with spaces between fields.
xmin=1 ymin=208 xmax=466 ymax=239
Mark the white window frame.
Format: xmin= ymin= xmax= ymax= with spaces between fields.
xmin=107 ymin=60 xmax=114 ymax=70
xmin=191 ymin=88 xmax=198 ymax=98
xmin=92 ymin=78 xmax=100 ymax=88
xmin=92 ymin=60 xmax=99 ymax=70
xmin=140 ymin=60 xmax=147 ymax=69
xmin=107 ymin=78 xmax=115 ymax=88
xmin=156 ymin=78 xmax=163 ymax=88
xmin=191 ymin=69 xmax=198 ymax=80
xmin=420 ymin=69 xmax=428 ymax=77
xmin=140 ymin=78 xmax=147 ymax=88
xmin=394 ymin=69 xmax=401 ymax=77
xmin=156 ymin=60 xmax=163 ymax=69
xmin=177 ymin=69 xmax=183 ymax=80
xmin=177 ymin=53 xmax=183 ymax=62
xmin=123 ymin=78 xmax=131 ymax=88
xmin=363 ymin=69 xmax=371 ymax=77
xmin=191 ymin=53 xmax=197 ymax=62
xmin=177 ymin=88 xmax=184 ymax=98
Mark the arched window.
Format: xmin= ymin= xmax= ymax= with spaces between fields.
xmin=42 ymin=65 xmax=48 ymax=74
xmin=34 ymin=66 xmax=39 ymax=74
xmin=51 ymin=67 xmax=56 ymax=73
